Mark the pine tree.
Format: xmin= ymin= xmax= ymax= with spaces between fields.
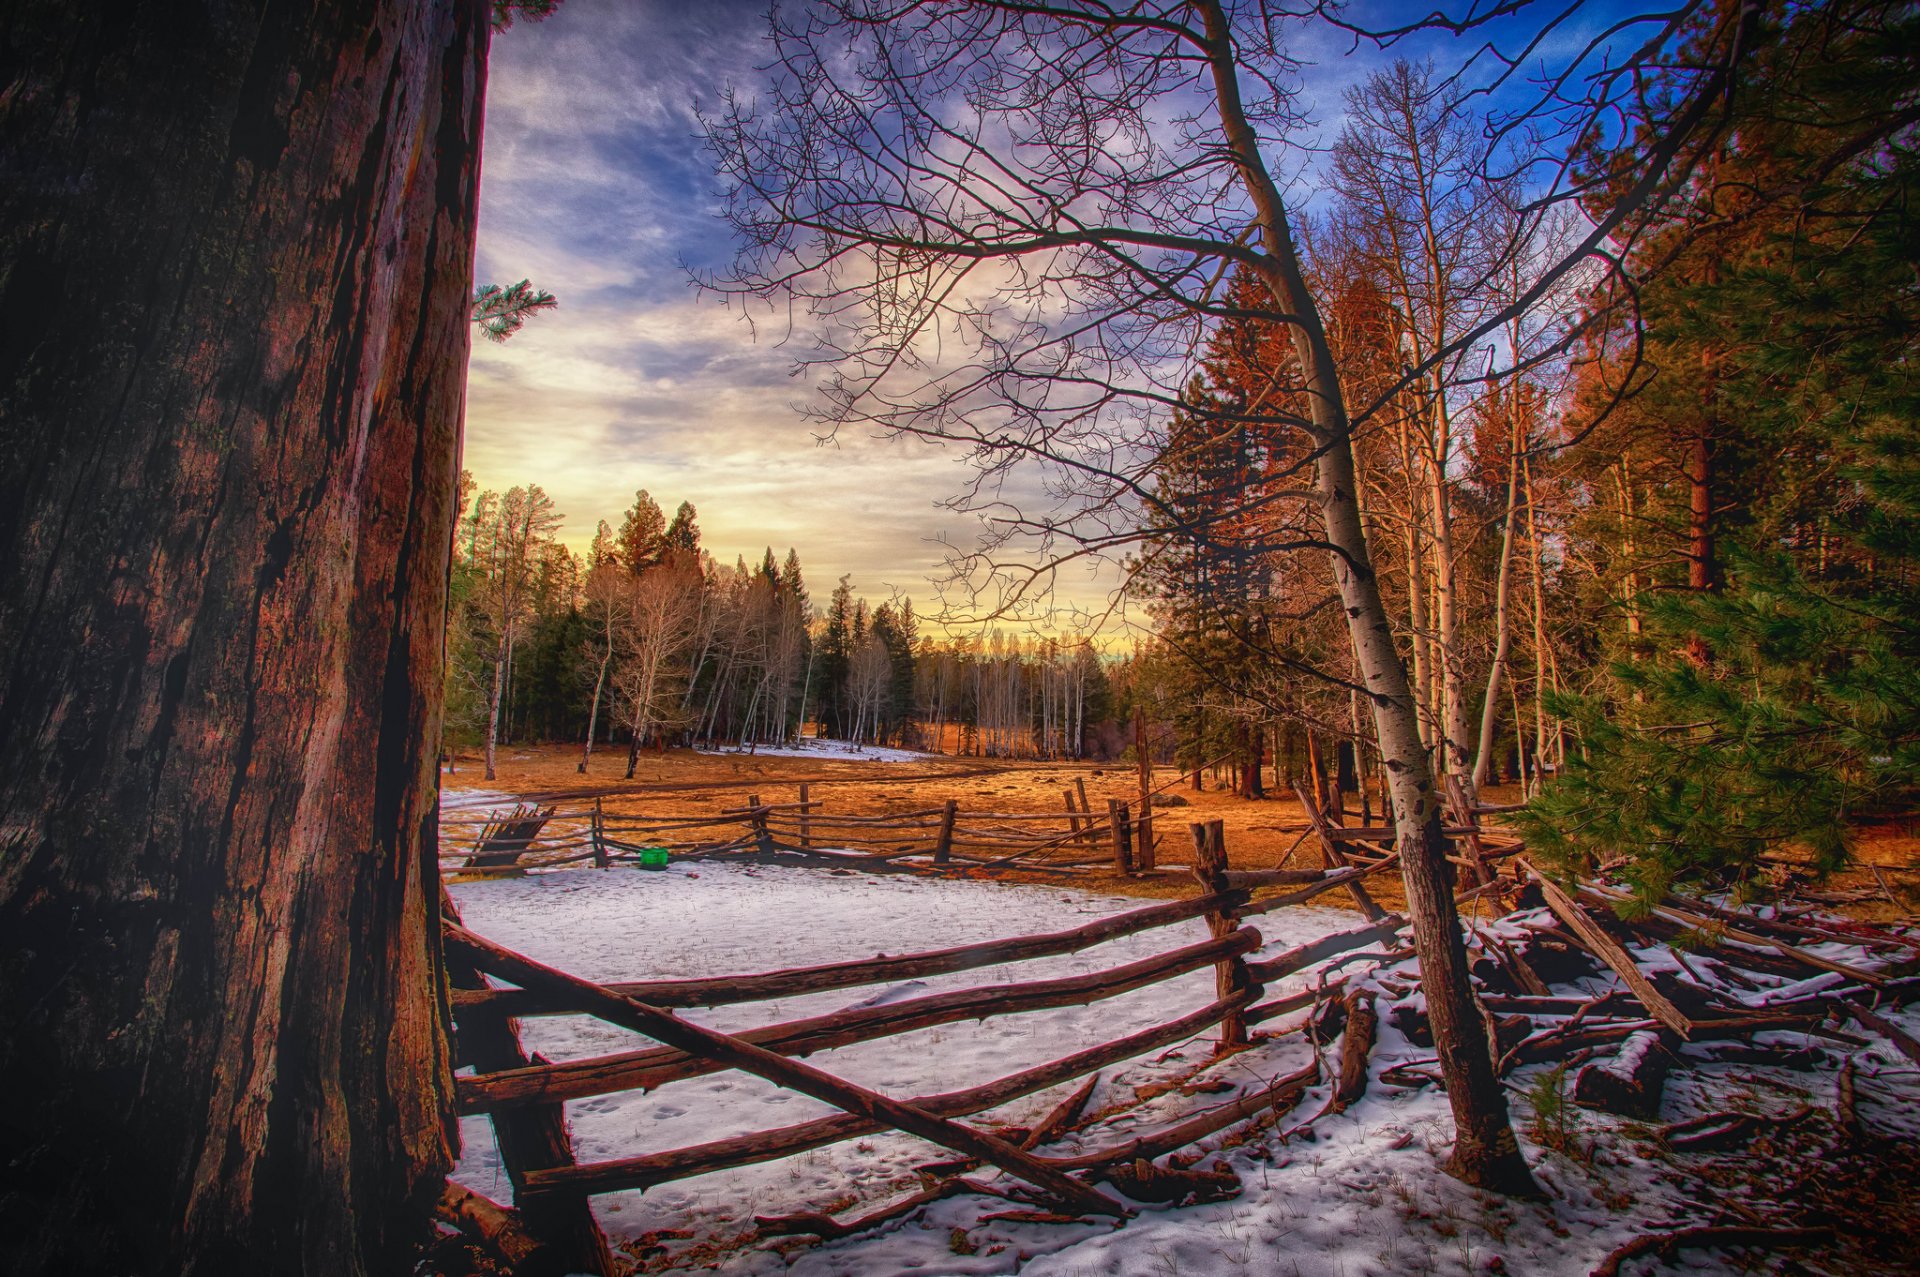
xmin=616 ymin=489 xmax=667 ymax=572
xmin=1522 ymin=3 xmax=1920 ymax=901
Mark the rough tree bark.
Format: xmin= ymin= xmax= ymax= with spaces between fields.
xmin=1196 ymin=0 xmax=1539 ymax=1196
xmin=0 ymin=1 xmax=486 ymax=1272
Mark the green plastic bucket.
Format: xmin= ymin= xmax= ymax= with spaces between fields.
xmin=636 ymin=847 xmax=670 ymax=870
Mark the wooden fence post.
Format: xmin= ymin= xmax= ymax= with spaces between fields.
xmin=748 ymin=793 xmax=775 ymax=856
xmin=1074 ymin=778 xmax=1094 ymax=845
xmin=935 ymin=799 xmax=958 ymax=865
xmin=1108 ymin=800 xmax=1134 ymax=874
xmin=798 ymin=783 xmax=811 ymax=849
xmin=591 ymin=796 xmax=608 ymax=869
xmin=1063 ymin=787 xmax=1083 ymax=845
xmin=443 ymin=906 xmax=612 ymax=1275
xmin=1189 ymin=819 xmax=1253 ymax=1050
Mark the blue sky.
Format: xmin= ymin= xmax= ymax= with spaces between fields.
xmin=463 ymin=0 xmax=1637 ymax=622
xmin=467 ymin=0 xmax=989 ymax=606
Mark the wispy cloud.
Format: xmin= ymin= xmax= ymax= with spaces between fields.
xmin=467 ymin=1 xmax=1003 ymax=606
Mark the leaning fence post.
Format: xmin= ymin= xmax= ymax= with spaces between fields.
xmin=1189 ymin=819 xmax=1254 ymax=1050
xmin=1063 ymin=787 xmax=1083 ymax=845
xmin=1108 ymin=799 xmax=1134 ymax=874
xmin=1074 ymin=778 xmax=1094 ymax=845
xmin=934 ymin=799 xmax=958 ymax=865
xmin=798 ymin=782 xmax=812 ymax=849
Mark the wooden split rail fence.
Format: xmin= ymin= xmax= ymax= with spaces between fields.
xmin=439 ymin=785 xmax=1198 ymax=878
xmin=440 ymin=818 xmax=1407 ymax=1273
xmin=440 ymin=772 xmax=1530 ymax=885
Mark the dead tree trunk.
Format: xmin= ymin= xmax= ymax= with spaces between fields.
xmin=0 ymin=2 xmax=486 ymax=1271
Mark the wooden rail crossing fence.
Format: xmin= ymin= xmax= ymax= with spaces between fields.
xmin=438 ymin=769 xmax=1531 ymax=884
xmin=439 ymin=817 xmax=1417 ymax=1274
xmin=432 ymin=789 xmax=1920 ymax=1274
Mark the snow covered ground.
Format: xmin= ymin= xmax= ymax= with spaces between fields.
xmin=697 ymin=738 xmax=936 ymax=763
xmin=448 ymin=864 xmax=1920 ymax=1276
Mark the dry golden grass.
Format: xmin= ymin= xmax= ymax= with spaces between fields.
xmin=443 ymin=743 xmax=1918 ymax=918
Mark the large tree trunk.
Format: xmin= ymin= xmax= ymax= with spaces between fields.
xmin=0 ymin=2 xmax=486 ymax=1272
xmin=1196 ymin=0 xmax=1537 ymax=1198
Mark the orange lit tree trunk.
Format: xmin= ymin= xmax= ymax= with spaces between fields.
xmin=0 ymin=1 xmax=486 ymax=1272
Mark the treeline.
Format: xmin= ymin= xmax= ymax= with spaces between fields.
xmin=444 ymin=482 xmax=1123 ymax=777
xmin=1133 ymin=17 xmax=1920 ymax=897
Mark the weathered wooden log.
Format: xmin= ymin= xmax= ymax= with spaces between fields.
xmin=520 ymin=992 xmax=1254 ymax=1198
xmin=1526 ymin=864 xmax=1696 ymax=1038
xmin=1580 ymin=883 xmax=1889 ymax=985
xmin=1848 ymin=1001 xmax=1920 ymax=1065
xmin=1657 ymin=1106 xmax=1814 ymax=1152
xmin=460 ymin=929 xmax=1261 ymax=1113
xmin=1031 ymin=1058 xmax=1320 ymax=1172
xmin=1572 ymin=1030 xmax=1674 ymax=1119
xmin=1022 ymin=1072 xmax=1100 ymax=1150
xmin=1104 ymin=1158 xmax=1240 ymax=1205
xmin=1245 ymin=918 xmax=1406 ymax=984
xmin=444 ymin=924 xmax=1125 ymax=1219
xmin=454 ymin=888 xmax=1248 ymax=1018
xmin=1329 ymin=990 xmax=1377 ymax=1114
xmin=432 ymin=1183 xmax=543 ymax=1271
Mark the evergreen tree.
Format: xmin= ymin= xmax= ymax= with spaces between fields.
xmin=665 ymin=500 xmax=701 ymax=556
xmin=1522 ymin=4 xmax=1920 ymax=901
xmin=616 ymin=489 xmax=667 ymax=572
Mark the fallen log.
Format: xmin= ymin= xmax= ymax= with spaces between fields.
xmin=454 ymin=888 xmax=1247 ymax=1017
xmin=1103 ymin=1158 xmax=1240 ymax=1205
xmin=445 ymin=924 xmax=1125 ymax=1220
xmin=520 ymin=993 xmax=1254 ymax=1198
xmin=433 ymin=1182 xmax=543 ymax=1270
xmin=1525 ymin=864 xmax=1696 ymax=1039
xmin=754 ymin=1176 xmax=998 ymax=1241
xmin=459 ymin=929 xmax=1259 ymax=1113
xmin=1657 ymin=1106 xmax=1814 ymax=1152
xmin=1032 ymin=1058 xmax=1321 ymax=1173
xmin=1572 ymin=1030 xmax=1675 ymax=1120
xmin=1328 ymin=990 xmax=1377 ymax=1115
xmin=1847 ymin=1001 xmax=1920 ymax=1065
xmin=1022 ymin=1072 xmax=1100 ymax=1151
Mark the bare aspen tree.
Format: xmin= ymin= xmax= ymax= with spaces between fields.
xmin=710 ymin=0 xmax=1759 ymax=1193
xmin=580 ymin=522 xmax=628 ymax=774
xmin=475 ymin=485 xmax=563 ymax=780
